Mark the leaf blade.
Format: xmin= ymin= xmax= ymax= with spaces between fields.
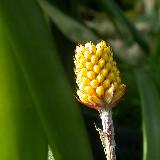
xmin=0 ymin=24 xmax=48 ymax=160
xmin=0 ymin=0 xmax=94 ymax=160
xmin=135 ymin=68 xmax=160 ymax=160
xmin=39 ymin=0 xmax=97 ymax=43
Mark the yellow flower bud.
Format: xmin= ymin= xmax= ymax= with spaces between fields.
xmin=74 ymin=41 xmax=126 ymax=110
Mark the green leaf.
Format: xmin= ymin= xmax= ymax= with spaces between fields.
xmin=101 ymin=0 xmax=150 ymax=53
xmin=152 ymin=31 xmax=160 ymax=57
xmin=0 ymin=23 xmax=48 ymax=160
xmin=38 ymin=0 xmax=97 ymax=43
xmin=0 ymin=0 xmax=93 ymax=160
xmin=135 ymin=68 xmax=160 ymax=160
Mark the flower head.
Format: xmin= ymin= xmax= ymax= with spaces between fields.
xmin=74 ymin=41 xmax=126 ymax=110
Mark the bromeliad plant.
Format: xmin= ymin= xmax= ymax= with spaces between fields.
xmin=74 ymin=40 xmax=126 ymax=160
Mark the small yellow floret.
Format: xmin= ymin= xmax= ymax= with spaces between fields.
xmin=88 ymin=95 xmax=102 ymax=106
xmin=97 ymin=74 xmax=104 ymax=83
xmin=101 ymin=68 xmax=108 ymax=77
xmin=77 ymin=90 xmax=82 ymax=97
xmin=103 ymin=79 xmax=110 ymax=88
xmin=108 ymin=72 xmax=115 ymax=80
xmin=91 ymin=55 xmax=98 ymax=64
xmin=106 ymin=63 xmax=112 ymax=70
xmin=109 ymin=56 xmax=113 ymax=63
xmin=96 ymin=86 xmax=105 ymax=97
xmin=86 ymin=62 xmax=93 ymax=70
xmin=81 ymin=68 xmax=88 ymax=76
xmin=81 ymin=94 xmax=89 ymax=102
xmin=96 ymin=42 xmax=102 ymax=50
xmin=85 ymin=86 xmax=94 ymax=94
xmin=87 ymin=71 xmax=95 ymax=79
xmin=76 ymin=74 xmax=82 ymax=82
xmin=79 ymin=58 xmax=86 ymax=65
xmin=98 ymin=59 xmax=105 ymax=67
xmin=117 ymin=77 xmax=121 ymax=84
xmin=103 ymin=47 xmax=110 ymax=55
xmin=75 ymin=46 xmax=84 ymax=54
xmin=112 ymin=66 xmax=117 ymax=73
xmin=82 ymin=77 xmax=90 ymax=85
xmin=96 ymin=50 xmax=102 ymax=58
xmin=85 ymin=42 xmax=96 ymax=53
xmin=78 ymin=83 xmax=85 ymax=91
xmin=113 ymin=82 xmax=118 ymax=90
xmin=93 ymin=65 xmax=101 ymax=73
xmin=102 ymin=53 xmax=108 ymax=60
xmin=101 ymin=41 xmax=107 ymax=48
xmin=76 ymin=63 xmax=83 ymax=69
xmin=90 ymin=79 xmax=99 ymax=88
xmin=84 ymin=51 xmax=91 ymax=60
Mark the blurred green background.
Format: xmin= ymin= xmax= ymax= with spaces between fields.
xmin=0 ymin=0 xmax=160 ymax=160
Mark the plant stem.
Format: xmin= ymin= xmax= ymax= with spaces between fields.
xmin=96 ymin=107 xmax=116 ymax=160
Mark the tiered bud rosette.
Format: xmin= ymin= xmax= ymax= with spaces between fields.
xmin=74 ymin=41 xmax=126 ymax=110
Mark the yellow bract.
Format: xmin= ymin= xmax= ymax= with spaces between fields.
xmin=74 ymin=41 xmax=126 ymax=110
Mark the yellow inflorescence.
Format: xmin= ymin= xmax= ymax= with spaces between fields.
xmin=74 ymin=41 xmax=126 ymax=110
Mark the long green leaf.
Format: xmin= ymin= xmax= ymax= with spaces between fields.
xmin=0 ymin=22 xmax=47 ymax=160
xmin=101 ymin=0 xmax=150 ymax=53
xmin=152 ymin=31 xmax=160 ymax=56
xmin=38 ymin=0 xmax=97 ymax=43
xmin=135 ymin=68 xmax=160 ymax=160
xmin=0 ymin=0 xmax=93 ymax=160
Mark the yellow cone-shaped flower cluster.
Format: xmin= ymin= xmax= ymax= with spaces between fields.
xmin=74 ymin=41 xmax=126 ymax=110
